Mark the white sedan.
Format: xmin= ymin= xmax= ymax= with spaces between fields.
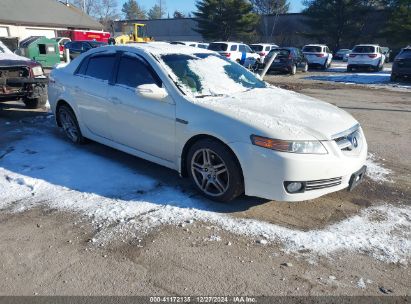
xmin=48 ymin=42 xmax=367 ymax=202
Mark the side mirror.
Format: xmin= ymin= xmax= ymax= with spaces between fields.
xmin=136 ymin=84 xmax=168 ymax=100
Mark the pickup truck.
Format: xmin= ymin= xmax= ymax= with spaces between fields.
xmin=0 ymin=41 xmax=48 ymax=108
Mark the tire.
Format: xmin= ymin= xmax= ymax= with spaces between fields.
xmin=57 ymin=104 xmax=86 ymax=144
xmin=302 ymin=62 xmax=308 ymax=73
xmin=390 ymin=74 xmax=397 ymax=82
xmin=373 ymin=61 xmax=381 ymax=72
xmin=187 ymin=138 xmax=244 ymax=202
xmin=290 ymin=64 xmax=297 ymax=75
xmin=23 ymin=91 xmax=47 ymax=109
xmin=347 ymin=66 xmax=353 ymax=72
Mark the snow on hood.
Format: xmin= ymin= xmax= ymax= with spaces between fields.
xmin=192 ymin=87 xmax=358 ymax=141
xmin=0 ymin=41 xmax=29 ymax=62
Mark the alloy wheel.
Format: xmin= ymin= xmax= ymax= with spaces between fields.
xmin=191 ymin=148 xmax=229 ymax=197
xmin=59 ymin=109 xmax=79 ymax=142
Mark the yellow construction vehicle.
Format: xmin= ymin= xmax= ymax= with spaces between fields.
xmin=114 ymin=23 xmax=153 ymax=44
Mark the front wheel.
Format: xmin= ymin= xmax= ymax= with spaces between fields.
xmin=23 ymin=95 xmax=47 ymax=109
xmin=290 ymin=64 xmax=297 ymax=75
xmin=187 ymin=139 xmax=244 ymax=202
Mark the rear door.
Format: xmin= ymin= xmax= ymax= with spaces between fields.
xmin=75 ymin=53 xmax=116 ymax=140
xmin=107 ymin=52 xmax=176 ymax=161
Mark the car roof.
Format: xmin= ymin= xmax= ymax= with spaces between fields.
xmin=353 ymin=44 xmax=379 ymax=47
xmin=303 ymin=44 xmax=327 ymax=47
xmin=112 ymin=42 xmax=216 ymax=56
xmin=211 ymin=41 xmax=244 ymax=45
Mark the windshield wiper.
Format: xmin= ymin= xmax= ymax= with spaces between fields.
xmin=196 ymin=94 xmax=224 ymax=98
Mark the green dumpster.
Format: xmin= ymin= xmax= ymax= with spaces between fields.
xmin=18 ymin=36 xmax=60 ymax=68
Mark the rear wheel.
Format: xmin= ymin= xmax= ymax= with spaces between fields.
xmin=390 ymin=73 xmax=398 ymax=82
xmin=290 ymin=64 xmax=297 ymax=75
xmin=187 ymin=139 xmax=244 ymax=202
xmin=57 ymin=104 xmax=86 ymax=144
xmin=347 ymin=66 xmax=353 ymax=72
xmin=302 ymin=62 xmax=308 ymax=73
xmin=23 ymin=87 xmax=47 ymax=109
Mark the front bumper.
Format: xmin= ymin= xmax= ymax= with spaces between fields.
xmin=230 ymin=132 xmax=368 ymax=202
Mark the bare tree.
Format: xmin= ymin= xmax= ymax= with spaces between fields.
xmin=95 ymin=0 xmax=120 ymax=29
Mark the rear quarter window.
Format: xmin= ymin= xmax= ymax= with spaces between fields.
xmin=85 ymin=55 xmax=116 ymax=81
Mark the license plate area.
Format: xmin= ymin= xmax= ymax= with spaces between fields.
xmin=348 ymin=165 xmax=367 ymax=191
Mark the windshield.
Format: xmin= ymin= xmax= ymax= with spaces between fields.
xmin=0 ymin=42 xmax=12 ymax=54
xmin=353 ymin=46 xmax=376 ymax=53
xmin=208 ymin=43 xmax=228 ymax=52
xmin=89 ymin=41 xmax=107 ymax=48
xmin=161 ymin=53 xmax=266 ymax=97
xmin=270 ymin=49 xmax=291 ymax=58
xmin=250 ymin=45 xmax=263 ymax=52
xmin=303 ymin=46 xmax=322 ymax=53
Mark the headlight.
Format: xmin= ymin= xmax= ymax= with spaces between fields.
xmin=31 ymin=66 xmax=43 ymax=77
xmin=250 ymin=135 xmax=328 ymax=154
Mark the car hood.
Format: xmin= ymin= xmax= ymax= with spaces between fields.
xmin=0 ymin=52 xmax=31 ymax=67
xmin=192 ymin=86 xmax=358 ymax=141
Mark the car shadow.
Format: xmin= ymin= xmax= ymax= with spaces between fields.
xmin=0 ymin=116 xmax=268 ymax=214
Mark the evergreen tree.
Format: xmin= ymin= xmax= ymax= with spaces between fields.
xmin=383 ymin=0 xmax=411 ymax=47
xmin=250 ymin=0 xmax=290 ymax=15
xmin=302 ymin=0 xmax=381 ymax=51
xmin=194 ymin=0 xmax=259 ymax=41
xmin=121 ymin=0 xmax=146 ymax=19
xmin=173 ymin=10 xmax=185 ymax=18
xmin=148 ymin=4 xmax=166 ymax=19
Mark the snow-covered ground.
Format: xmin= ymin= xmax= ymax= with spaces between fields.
xmin=305 ymin=63 xmax=411 ymax=90
xmin=0 ymin=118 xmax=410 ymax=264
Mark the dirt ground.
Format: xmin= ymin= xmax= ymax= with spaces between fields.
xmin=0 ymin=67 xmax=410 ymax=297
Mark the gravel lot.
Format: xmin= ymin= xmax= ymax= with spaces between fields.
xmin=0 ymin=62 xmax=410 ymax=296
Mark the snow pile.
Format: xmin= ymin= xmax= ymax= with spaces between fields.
xmin=366 ymin=153 xmax=393 ymax=183
xmin=0 ymin=125 xmax=409 ymax=263
xmin=305 ymin=72 xmax=411 ymax=90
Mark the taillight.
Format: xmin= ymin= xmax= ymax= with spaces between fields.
xmin=349 ymin=54 xmax=357 ymax=58
xmin=315 ymin=54 xmax=326 ymax=57
xmin=221 ymin=52 xmax=231 ymax=58
xmin=368 ymin=54 xmax=378 ymax=58
xmin=258 ymin=52 xmax=266 ymax=56
xmin=59 ymin=45 xmax=64 ymax=52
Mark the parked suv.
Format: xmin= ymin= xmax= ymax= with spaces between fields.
xmin=64 ymin=40 xmax=107 ymax=59
xmin=208 ymin=42 xmax=260 ymax=67
xmin=265 ymin=47 xmax=308 ymax=75
xmin=0 ymin=41 xmax=48 ymax=108
xmin=302 ymin=44 xmax=333 ymax=69
xmin=249 ymin=43 xmax=279 ymax=65
xmin=347 ymin=45 xmax=385 ymax=72
xmin=391 ymin=47 xmax=411 ymax=81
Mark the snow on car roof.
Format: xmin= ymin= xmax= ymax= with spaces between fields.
xmin=354 ymin=44 xmax=380 ymax=47
xmin=304 ymin=44 xmax=327 ymax=47
xmin=126 ymin=42 xmax=215 ymax=55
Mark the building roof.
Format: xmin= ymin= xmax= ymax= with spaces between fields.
xmin=0 ymin=0 xmax=103 ymax=30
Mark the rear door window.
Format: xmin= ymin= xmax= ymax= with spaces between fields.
xmin=85 ymin=55 xmax=116 ymax=81
xmin=116 ymin=55 xmax=160 ymax=88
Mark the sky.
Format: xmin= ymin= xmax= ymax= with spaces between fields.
xmin=119 ymin=0 xmax=305 ymax=17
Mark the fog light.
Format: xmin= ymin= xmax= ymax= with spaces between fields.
xmin=285 ymin=182 xmax=304 ymax=193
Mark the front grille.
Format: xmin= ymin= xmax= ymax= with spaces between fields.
xmin=332 ymin=124 xmax=362 ymax=153
xmin=306 ymin=177 xmax=342 ymax=191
